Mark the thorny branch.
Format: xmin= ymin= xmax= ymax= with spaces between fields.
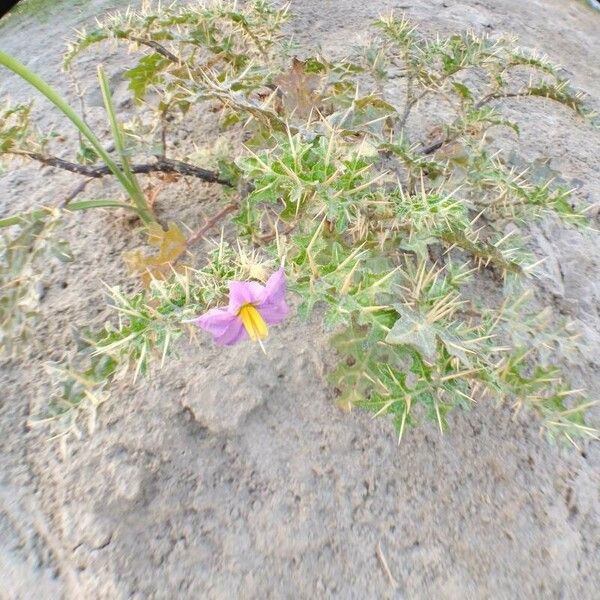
xmin=420 ymin=90 xmax=579 ymax=155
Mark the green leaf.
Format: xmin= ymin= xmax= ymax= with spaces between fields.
xmin=330 ymin=324 xmax=388 ymax=409
xmin=124 ymin=53 xmax=169 ymax=103
xmin=385 ymin=306 xmax=437 ymax=363
xmin=66 ymin=199 xmax=141 ymax=213
xmin=452 ymin=81 xmax=472 ymax=101
xmin=77 ymin=142 xmax=99 ymax=164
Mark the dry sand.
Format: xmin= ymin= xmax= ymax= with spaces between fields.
xmin=0 ymin=1 xmax=599 ymax=598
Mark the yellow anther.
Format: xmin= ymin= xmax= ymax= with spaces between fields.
xmin=238 ymin=304 xmax=269 ymax=342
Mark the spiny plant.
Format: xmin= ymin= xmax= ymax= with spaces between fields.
xmin=1 ymin=1 xmax=598 ymax=445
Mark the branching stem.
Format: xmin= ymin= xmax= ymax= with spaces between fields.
xmin=15 ymin=152 xmax=234 ymax=187
xmin=187 ymin=202 xmax=239 ymax=245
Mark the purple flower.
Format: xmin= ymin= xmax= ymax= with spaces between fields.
xmin=194 ymin=268 xmax=289 ymax=346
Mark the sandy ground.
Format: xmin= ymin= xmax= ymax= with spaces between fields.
xmin=1 ymin=1 xmax=599 ymax=598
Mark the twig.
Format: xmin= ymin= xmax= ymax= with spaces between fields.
xmin=159 ymin=120 xmax=168 ymax=159
xmin=19 ymin=152 xmax=233 ymax=187
xmin=61 ymin=177 xmax=94 ymax=207
xmin=151 ymin=157 xmax=232 ymax=186
xmin=376 ymin=542 xmax=398 ymax=589
xmin=398 ymin=75 xmax=414 ymax=129
xmin=421 ymin=91 xmax=538 ymax=155
xmin=258 ymin=221 xmax=297 ymax=243
xmin=128 ymin=36 xmax=180 ymax=63
xmin=420 ymin=138 xmax=446 ymax=155
xmin=474 ymin=91 xmax=531 ymax=109
xmin=187 ymin=202 xmax=239 ymax=245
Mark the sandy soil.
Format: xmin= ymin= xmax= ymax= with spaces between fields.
xmin=1 ymin=1 xmax=599 ymax=599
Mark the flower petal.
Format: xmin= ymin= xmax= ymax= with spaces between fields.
xmin=214 ymin=317 xmax=248 ymax=346
xmin=194 ymin=307 xmax=237 ymax=338
xmin=257 ymin=267 xmax=288 ymax=325
xmin=260 ymin=267 xmax=286 ymax=305
xmin=259 ymin=301 xmax=289 ymax=326
xmin=194 ymin=307 xmax=248 ymax=346
xmin=228 ymin=280 xmax=265 ymax=313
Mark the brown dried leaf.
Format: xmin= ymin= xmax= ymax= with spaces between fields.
xmin=124 ymin=222 xmax=187 ymax=286
xmin=275 ymin=58 xmax=322 ymax=119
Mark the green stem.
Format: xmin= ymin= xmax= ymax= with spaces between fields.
xmin=0 ymin=51 xmax=154 ymax=224
xmin=97 ymin=65 xmax=152 ymax=223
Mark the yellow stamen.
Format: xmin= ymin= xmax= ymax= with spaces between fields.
xmin=238 ymin=304 xmax=269 ymax=342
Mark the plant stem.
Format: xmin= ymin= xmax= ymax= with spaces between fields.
xmin=128 ymin=36 xmax=180 ymax=62
xmin=14 ymin=152 xmax=234 ymax=187
xmin=0 ymin=51 xmax=153 ymax=223
xmin=186 ymin=202 xmax=239 ymax=245
xmin=97 ymin=65 xmax=153 ymax=223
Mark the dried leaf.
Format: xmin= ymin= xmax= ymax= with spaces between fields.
xmin=275 ymin=58 xmax=322 ymax=118
xmin=124 ymin=222 xmax=187 ymax=286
